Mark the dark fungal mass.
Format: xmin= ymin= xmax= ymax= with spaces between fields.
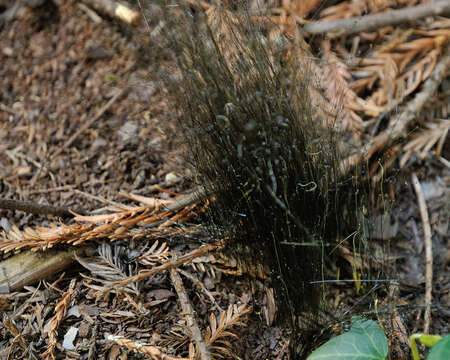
xmin=159 ymin=1 xmax=375 ymax=356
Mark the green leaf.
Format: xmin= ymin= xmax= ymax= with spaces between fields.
xmin=307 ymin=317 xmax=388 ymax=360
xmin=427 ymin=335 xmax=450 ymax=360
xmin=419 ymin=334 xmax=442 ymax=347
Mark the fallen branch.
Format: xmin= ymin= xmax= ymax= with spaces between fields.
xmin=411 ymin=173 xmax=433 ymax=334
xmin=303 ymin=0 xmax=450 ymax=35
xmin=0 ymin=198 xmax=72 ymax=218
xmin=81 ymin=0 xmax=141 ymax=26
xmin=170 ymin=268 xmax=210 ymax=360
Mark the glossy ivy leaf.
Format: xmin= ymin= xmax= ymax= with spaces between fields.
xmin=427 ymin=334 xmax=450 ymax=360
xmin=307 ymin=317 xmax=388 ymax=360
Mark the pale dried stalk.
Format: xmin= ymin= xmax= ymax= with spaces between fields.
xmin=411 ymin=173 xmax=433 ymax=334
xmin=170 ymin=268 xmax=210 ymax=360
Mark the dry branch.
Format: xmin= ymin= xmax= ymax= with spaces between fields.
xmin=303 ymin=0 xmax=450 ymax=35
xmin=411 ymin=173 xmax=433 ymax=334
xmin=81 ymin=0 xmax=141 ymax=26
xmin=170 ymin=268 xmax=210 ymax=360
xmin=0 ymin=198 xmax=72 ymax=218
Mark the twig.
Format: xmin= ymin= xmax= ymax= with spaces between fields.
xmin=411 ymin=173 xmax=433 ymax=334
xmin=115 ymin=240 xmax=224 ymax=287
xmin=81 ymin=0 xmax=141 ymax=26
xmin=136 ymin=176 xmax=184 ymax=194
xmin=170 ymin=268 xmax=210 ymax=360
xmin=0 ymin=198 xmax=71 ymax=218
xmin=77 ymin=3 xmax=103 ymax=23
xmin=2 ymin=314 xmax=28 ymax=351
xmin=107 ymin=335 xmax=189 ymax=360
xmin=28 ymin=185 xmax=75 ymax=195
xmin=341 ymin=45 xmax=450 ymax=172
xmin=74 ymin=189 xmax=124 ymax=208
xmin=303 ymin=0 xmax=450 ymax=36
xmin=185 ymin=0 xmax=211 ymax=11
xmin=165 ymin=186 xmax=209 ymax=212
xmin=51 ymin=88 xmax=127 ymax=160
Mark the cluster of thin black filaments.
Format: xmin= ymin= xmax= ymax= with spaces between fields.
xmin=164 ymin=3 xmax=368 ymax=326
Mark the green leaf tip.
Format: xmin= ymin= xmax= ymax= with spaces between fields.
xmin=307 ymin=317 xmax=388 ymax=360
xmin=427 ymin=334 xmax=450 ymax=360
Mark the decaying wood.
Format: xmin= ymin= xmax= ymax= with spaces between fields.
xmin=0 ymin=198 xmax=72 ymax=218
xmin=303 ymin=0 xmax=450 ymax=36
xmin=0 ymin=248 xmax=87 ymax=293
xmin=81 ymin=0 xmax=141 ymax=26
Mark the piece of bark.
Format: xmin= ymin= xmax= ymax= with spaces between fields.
xmin=0 ymin=248 xmax=86 ymax=293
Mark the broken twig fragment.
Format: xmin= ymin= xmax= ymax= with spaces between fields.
xmin=81 ymin=0 xmax=141 ymax=26
xmin=0 ymin=198 xmax=72 ymax=218
xmin=303 ymin=0 xmax=450 ymax=35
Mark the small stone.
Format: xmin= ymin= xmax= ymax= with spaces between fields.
xmin=118 ymin=121 xmax=138 ymax=144
xmin=62 ymin=326 xmax=78 ymax=350
xmin=164 ymin=172 xmax=179 ymax=183
xmin=2 ymin=47 xmax=13 ymax=57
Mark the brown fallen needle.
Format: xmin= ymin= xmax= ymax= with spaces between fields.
xmin=115 ymin=240 xmax=224 ymax=288
xmin=107 ymin=335 xmax=190 ymax=360
xmin=341 ymin=45 xmax=450 ymax=173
